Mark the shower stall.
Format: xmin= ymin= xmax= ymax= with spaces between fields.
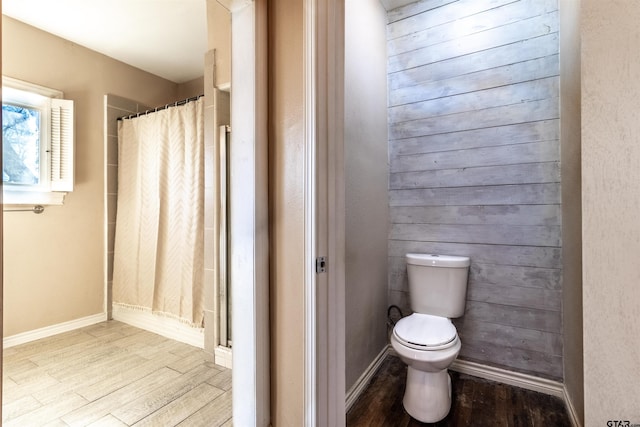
xmin=104 ymin=82 xmax=231 ymax=367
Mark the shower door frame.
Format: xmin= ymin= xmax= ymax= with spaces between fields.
xmin=219 ymin=124 xmax=231 ymax=348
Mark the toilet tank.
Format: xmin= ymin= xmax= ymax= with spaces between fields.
xmin=406 ymin=253 xmax=470 ymax=318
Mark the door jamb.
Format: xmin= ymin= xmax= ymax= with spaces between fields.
xmin=229 ymin=0 xmax=270 ymax=425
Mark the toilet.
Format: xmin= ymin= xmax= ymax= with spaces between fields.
xmin=390 ymin=253 xmax=470 ymax=423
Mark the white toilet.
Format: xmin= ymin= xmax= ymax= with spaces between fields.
xmin=390 ymin=253 xmax=470 ymax=423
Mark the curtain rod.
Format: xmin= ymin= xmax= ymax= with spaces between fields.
xmin=3 ymin=205 xmax=45 ymax=214
xmin=117 ymin=94 xmax=204 ymax=121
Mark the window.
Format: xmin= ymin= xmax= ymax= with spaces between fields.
xmin=2 ymin=76 xmax=74 ymax=205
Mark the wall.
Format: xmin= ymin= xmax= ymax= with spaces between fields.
xmin=559 ymin=0 xmax=583 ymax=423
xmin=387 ymin=0 xmax=563 ymax=379
xmin=2 ymin=16 xmax=180 ymax=336
xmin=345 ymin=0 xmax=389 ymax=392
xmin=207 ymin=0 xmax=231 ymax=88
xmin=268 ymin=0 xmax=305 ymax=425
xmin=178 ymin=76 xmax=206 ymax=100
xmin=582 ymin=0 xmax=640 ymax=423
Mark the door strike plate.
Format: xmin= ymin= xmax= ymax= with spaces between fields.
xmin=316 ymin=256 xmax=327 ymax=273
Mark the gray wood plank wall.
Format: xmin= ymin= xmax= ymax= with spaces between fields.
xmin=386 ymin=0 xmax=562 ymax=380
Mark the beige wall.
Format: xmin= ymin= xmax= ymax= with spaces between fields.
xmin=345 ymin=0 xmax=389 ymax=392
xmin=207 ymin=0 xmax=231 ymax=88
xmin=268 ymin=0 xmax=305 ymax=424
xmin=582 ymin=0 xmax=640 ymax=423
xmin=2 ymin=16 xmax=179 ymax=336
xmin=177 ymin=76 xmax=205 ymax=100
xmin=560 ymin=0 xmax=583 ymax=423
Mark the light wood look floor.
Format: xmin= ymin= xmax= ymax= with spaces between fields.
xmin=2 ymin=321 xmax=232 ymax=426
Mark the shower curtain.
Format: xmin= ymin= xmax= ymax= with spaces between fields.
xmin=113 ymin=97 xmax=204 ymax=327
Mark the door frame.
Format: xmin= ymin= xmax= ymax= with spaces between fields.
xmin=305 ymin=0 xmax=346 ymax=424
xmin=228 ymin=0 xmax=270 ymax=425
xmin=229 ymin=0 xmax=345 ymax=424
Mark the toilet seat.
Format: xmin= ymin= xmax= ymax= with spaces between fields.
xmin=393 ymin=313 xmax=457 ymax=351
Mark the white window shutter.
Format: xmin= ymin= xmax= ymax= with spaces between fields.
xmin=50 ymin=98 xmax=74 ymax=192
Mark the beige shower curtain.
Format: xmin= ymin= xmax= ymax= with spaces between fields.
xmin=113 ymin=97 xmax=204 ymax=326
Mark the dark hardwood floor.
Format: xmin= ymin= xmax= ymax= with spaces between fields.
xmin=347 ymin=355 xmax=571 ymax=427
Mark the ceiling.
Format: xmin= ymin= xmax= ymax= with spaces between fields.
xmin=2 ymin=0 xmax=208 ymax=84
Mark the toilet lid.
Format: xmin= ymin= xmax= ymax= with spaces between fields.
xmin=394 ymin=313 xmax=457 ymax=349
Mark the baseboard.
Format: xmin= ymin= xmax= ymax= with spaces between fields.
xmin=563 ymin=386 xmax=583 ymax=427
xmin=214 ymin=345 xmax=233 ymax=369
xmin=112 ymin=304 xmax=204 ymax=348
xmin=450 ymin=359 xmax=564 ymax=398
xmin=345 ymin=345 xmax=391 ymax=412
xmin=3 ymin=313 xmax=107 ymax=349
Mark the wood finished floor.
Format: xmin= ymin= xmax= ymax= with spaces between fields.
xmin=2 ymin=321 xmax=232 ymax=426
xmin=347 ymin=355 xmax=571 ymax=427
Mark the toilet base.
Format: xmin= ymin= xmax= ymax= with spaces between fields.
xmin=402 ymin=367 xmax=452 ymax=423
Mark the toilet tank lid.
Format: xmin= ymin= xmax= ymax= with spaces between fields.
xmin=406 ymin=253 xmax=470 ymax=268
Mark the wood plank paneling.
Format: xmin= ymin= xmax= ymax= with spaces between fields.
xmin=389 ymin=33 xmax=559 ymax=91
xmin=471 ymin=262 xmax=561 ymax=289
xmin=391 ymin=140 xmax=559 ymax=173
xmin=459 ymin=343 xmax=563 ymax=379
xmin=390 ymin=162 xmax=560 ymax=189
xmin=390 ymin=120 xmax=559 ymax=156
xmin=388 ymin=11 xmax=559 ymax=73
xmin=454 ymin=319 xmax=562 ymax=356
xmin=388 ymin=0 xmax=557 ymax=56
xmin=462 ymin=301 xmax=562 ymax=333
xmin=387 ymin=0 xmax=458 ymax=24
xmin=466 ymin=283 xmax=561 ymax=311
xmin=389 ymin=183 xmax=561 ymax=207
xmin=389 ymin=77 xmax=559 ymax=123
xmin=389 ymin=241 xmax=561 ymax=269
xmin=389 ymin=97 xmax=559 ymax=140
xmin=387 ymin=0 xmax=562 ymax=380
xmin=389 ymin=257 xmax=562 ymax=291
xmin=390 ymin=55 xmax=559 ymax=107
xmin=390 ymin=223 xmax=560 ymax=246
xmin=391 ymin=205 xmax=561 ymax=226
xmin=387 ymin=0 xmax=516 ymax=39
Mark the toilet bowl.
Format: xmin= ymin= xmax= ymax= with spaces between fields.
xmin=392 ymin=254 xmax=469 ymax=423
xmin=390 ymin=313 xmax=461 ymax=422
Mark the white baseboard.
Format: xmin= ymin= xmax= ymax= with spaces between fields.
xmin=3 ymin=313 xmax=107 ymax=349
xmin=563 ymin=386 xmax=583 ymax=427
xmin=450 ymin=358 xmax=564 ymax=398
xmin=112 ymin=304 xmax=204 ymax=348
xmin=345 ymin=345 xmax=391 ymax=412
xmin=214 ymin=345 xmax=233 ymax=369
